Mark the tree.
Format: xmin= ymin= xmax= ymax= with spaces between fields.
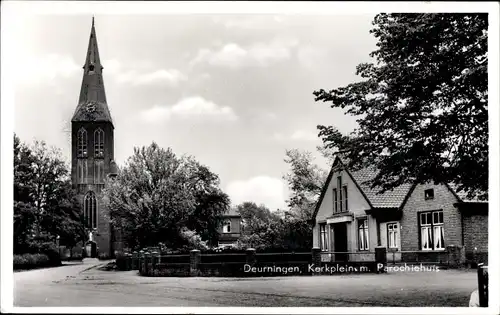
xmin=103 ymin=142 xmax=230 ymax=250
xmin=283 ymin=149 xmax=328 ymax=220
xmin=236 ymin=202 xmax=284 ymax=250
xmin=13 ymin=134 xmax=84 ymax=254
xmin=14 ymin=134 xmax=37 ymax=251
xmin=313 ymin=14 xmax=488 ymax=200
xmin=280 ymin=149 xmax=328 ymax=249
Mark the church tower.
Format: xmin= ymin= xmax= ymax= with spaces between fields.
xmin=71 ymin=18 xmax=117 ymax=257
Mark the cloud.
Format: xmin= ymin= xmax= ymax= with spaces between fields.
xmin=290 ymin=129 xmax=319 ymax=142
xmin=297 ymin=46 xmax=329 ymax=69
xmin=141 ymin=96 xmax=238 ymax=123
xmin=226 ymin=176 xmax=287 ymax=211
xmin=190 ymin=38 xmax=299 ymax=69
xmin=273 ymin=129 xmax=320 ymax=142
xmin=16 ymin=53 xmax=81 ymax=86
xmin=103 ymin=59 xmax=186 ymax=87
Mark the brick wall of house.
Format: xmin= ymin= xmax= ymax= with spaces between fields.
xmin=400 ymin=183 xmax=461 ymax=251
xmin=462 ymin=210 xmax=488 ymax=264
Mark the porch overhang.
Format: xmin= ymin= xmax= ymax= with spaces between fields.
xmin=326 ymin=213 xmax=354 ymax=224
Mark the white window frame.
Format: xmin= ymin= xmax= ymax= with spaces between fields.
xmin=358 ymin=218 xmax=369 ymax=251
xmin=343 ymin=185 xmax=348 ymax=211
xmin=333 ymin=188 xmax=338 ymax=213
xmin=222 ymin=219 xmax=231 ymax=233
xmin=387 ymin=222 xmax=399 ymax=249
xmin=337 ymin=176 xmax=343 ymax=212
xmin=77 ymin=128 xmax=88 ymax=157
xmin=420 ymin=210 xmax=444 ymax=251
xmin=94 ymin=128 xmax=105 ymax=158
xmin=320 ymin=223 xmax=328 ymax=251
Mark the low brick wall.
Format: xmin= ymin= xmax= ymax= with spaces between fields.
xmin=123 ymin=245 xmax=473 ymax=277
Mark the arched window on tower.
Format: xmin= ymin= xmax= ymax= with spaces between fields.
xmin=84 ymin=191 xmax=97 ymax=229
xmin=77 ymin=128 xmax=88 ymax=157
xmin=94 ymin=128 xmax=104 ymax=158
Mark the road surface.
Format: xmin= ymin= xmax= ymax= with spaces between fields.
xmin=14 ymin=260 xmax=478 ymax=307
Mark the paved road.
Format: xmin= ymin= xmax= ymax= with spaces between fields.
xmin=14 ymin=261 xmax=478 ymax=307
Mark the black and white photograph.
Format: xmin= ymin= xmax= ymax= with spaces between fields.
xmin=1 ymin=1 xmax=498 ymax=314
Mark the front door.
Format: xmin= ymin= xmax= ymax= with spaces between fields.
xmin=333 ymin=223 xmax=348 ymax=262
xmin=90 ymin=242 xmax=97 ymax=258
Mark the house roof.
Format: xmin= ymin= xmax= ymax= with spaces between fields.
xmin=223 ymin=207 xmax=240 ymax=217
xmin=312 ymin=155 xmax=488 ymax=220
xmin=349 ymin=167 xmax=413 ymax=208
xmin=447 ymin=183 xmax=488 ymax=203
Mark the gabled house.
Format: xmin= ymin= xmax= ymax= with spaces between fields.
xmin=217 ymin=208 xmax=242 ymax=247
xmin=312 ymin=156 xmax=488 ymax=265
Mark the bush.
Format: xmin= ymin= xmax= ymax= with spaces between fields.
xmin=14 ymin=253 xmax=51 ymax=270
xmin=99 ymin=253 xmax=111 ymax=260
xmin=25 ymin=241 xmax=62 ymax=267
xmin=179 ymin=227 xmax=209 ymax=250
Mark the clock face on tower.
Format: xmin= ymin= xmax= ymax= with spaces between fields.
xmin=86 ymin=102 xmax=96 ymax=113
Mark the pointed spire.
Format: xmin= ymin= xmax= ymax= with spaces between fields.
xmin=72 ymin=17 xmax=113 ymax=126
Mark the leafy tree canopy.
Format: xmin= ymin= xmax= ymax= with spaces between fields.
xmin=283 ymin=149 xmax=328 ymax=220
xmin=104 ymin=142 xmax=230 ymax=250
xmin=14 ymin=134 xmax=84 ymax=253
xmin=313 ymin=13 xmax=488 ymax=200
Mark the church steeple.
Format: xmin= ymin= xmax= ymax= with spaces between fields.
xmin=72 ymin=17 xmax=113 ymax=127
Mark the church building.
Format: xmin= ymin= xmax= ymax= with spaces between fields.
xmin=71 ymin=18 xmax=119 ymax=258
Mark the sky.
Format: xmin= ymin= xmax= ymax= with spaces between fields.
xmin=13 ymin=13 xmax=378 ymax=211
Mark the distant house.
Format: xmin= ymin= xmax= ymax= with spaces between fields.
xmin=217 ymin=208 xmax=242 ymax=247
xmin=312 ymin=156 xmax=488 ymax=265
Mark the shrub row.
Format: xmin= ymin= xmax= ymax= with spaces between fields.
xmin=14 ymin=241 xmax=62 ymax=270
xmin=14 ymin=253 xmax=55 ymax=270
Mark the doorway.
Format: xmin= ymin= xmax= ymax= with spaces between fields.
xmin=333 ymin=223 xmax=348 ymax=262
xmin=86 ymin=241 xmax=97 ymax=258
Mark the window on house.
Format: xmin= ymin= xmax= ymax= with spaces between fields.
xmin=358 ymin=218 xmax=369 ymax=251
xmin=424 ymin=189 xmax=435 ymax=200
xmin=94 ymin=128 xmax=105 ymax=157
xmin=84 ymin=191 xmax=97 ymax=229
xmin=419 ymin=210 xmax=444 ymax=250
xmin=94 ymin=160 xmax=104 ymax=184
xmin=222 ymin=220 xmax=231 ymax=233
xmin=337 ymin=176 xmax=343 ymax=212
xmin=77 ymin=128 xmax=88 ymax=157
xmin=343 ymin=185 xmax=348 ymax=211
xmin=333 ymin=188 xmax=338 ymax=213
xmin=320 ymin=224 xmax=328 ymax=251
xmin=387 ymin=223 xmax=398 ymax=248
xmin=77 ymin=159 xmax=87 ymax=184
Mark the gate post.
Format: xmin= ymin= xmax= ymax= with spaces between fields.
xmin=151 ymin=250 xmax=159 ymax=275
xmin=478 ymin=264 xmax=488 ymax=307
xmin=312 ymin=247 xmax=321 ymax=275
xmin=138 ymin=250 xmax=144 ymax=273
xmin=375 ymin=246 xmax=387 ymax=273
xmin=132 ymin=251 xmax=138 ymax=270
xmin=190 ymin=249 xmax=201 ymax=276
xmin=246 ymin=248 xmax=256 ymax=268
xmin=143 ymin=251 xmax=150 ymax=276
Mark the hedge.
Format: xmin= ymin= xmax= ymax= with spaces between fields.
xmin=14 ymin=253 xmax=54 ymax=270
